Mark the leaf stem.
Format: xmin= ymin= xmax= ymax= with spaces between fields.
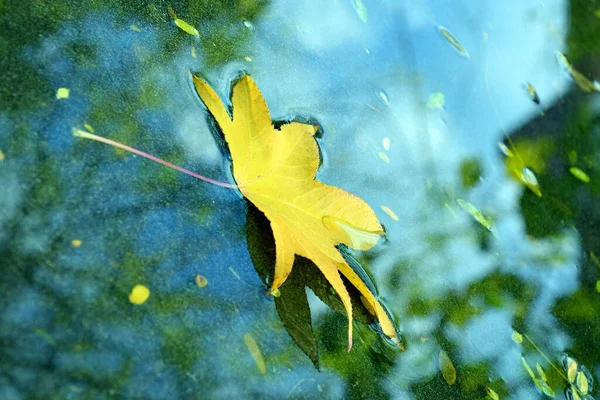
xmin=72 ymin=128 xmax=237 ymax=189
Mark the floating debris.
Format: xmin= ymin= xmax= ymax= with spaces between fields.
xmin=569 ymin=167 xmax=590 ymax=183
xmin=576 ymin=372 xmax=589 ymax=395
xmin=195 ymin=274 xmax=208 ymax=288
xmin=243 ymin=20 xmax=254 ymax=29
xmin=380 ymin=205 xmax=399 ymax=221
xmin=130 ymin=24 xmax=141 ymax=32
xmin=168 ymin=6 xmax=199 ymax=36
xmin=556 ymin=51 xmax=600 ymax=92
xmin=439 ymin=350 xmax=456 ymax=385
xmin=382 ymin=137 xmax=390 ymax=151
xmin=83 ymin=123 xmax=94 ymax=133
xmin=191 ymin=44 xmax=197 ymax=58
xmin=71 ymin=239 xmax=82 ymax=247
xmin=438 ymin=26 xmax=469 ymax=58
xmin=244 ymin=56 xmax=252 ymax=62
xmin=427 ymin=92 xmax=445 ymax=109
xmin=525 ymin=83 xmax=540 ymax=104
xmin=244 ymin=333 xmax=266 ymax=374
xmin=129 ymin=284 xmax=150 ymax=304
xmin=486 ymin=387 xmax=500 ymax=400
xmin=378 ymin=90 xmax=389 ymax=105
xmin=520 ymin=167 xmax=542 ymax=197
xmin=498 ymin=142 xmax=514 ymax=158
xmin=352 ymin=0 xmax=368 ymax=23
xmin=322 ymin=215 xmax=384 ymax=251
xmin=512 ymin=331 xmax=523 ymax=344
xmin=456 ymin=199 xmax=493 ymax=231
xmin=0 ymin=149 xmax=5 ymax=161
xmin=521 ymin=356 xmax=555 ymax=397
xmin=229 ymin=266 xmax=241 ymax=280
xmin=378 ymin=151 xmax=390 ymax=164
xmin=56 ymin=88 xmax=70 ymax=99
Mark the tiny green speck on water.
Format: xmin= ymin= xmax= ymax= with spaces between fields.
xmin=427 ymin=92 xmax=445 ymax=109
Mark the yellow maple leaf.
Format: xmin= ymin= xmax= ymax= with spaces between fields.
xmin=192 ymin=74 xmax=398 ymax=350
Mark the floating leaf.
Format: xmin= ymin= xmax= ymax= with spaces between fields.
xmin=486 ymin=387 xmax=500 ymax=400
xmin=525 ymin=83 xmax=540 ymax=104
xmin=568 ymin=360 xmax=578 ymax=383
xmin=569 ymin=167 xmax=590 ymax=183
xmin=56 ymin=88 xmax=70 ymax=99
xmin=576 ymin=371 xmax=589 ymax=395
xmin=130 ymin=24 xmax=141 ymax=32
xmin=168 ymin=6 xmax=199 ymax=36
xmin=244 ymin=333 xmax=266 ymax=374
xmin=536 ymin=363 xmax=548 ymax=382
xmin=378 ymin=151 xmax=390 ymax=163
xmin=438 ymin=26 xmax=469 ymax=58
xmin=456 ymin=199 xmax=493 ymax=231
xmin=352 ymin=0 xmax=368 ymax=23
xmin=512 ymin=331 xmax=523 ymax=344
xmin=0 ymin=149 xmax=4 ymax=161
xmin=129 ymin=284 xmax=150 ymax=304
xmin=427 ymin=92 xmax=445 ymax=109
xmin=382 ymin=137 xmax=390 ymax=151
xmin=380 ymin=205 xmax=399 ymax=221
xmin=71 ymin=239 xmax=82 ymax=247
xmin=439 ymin=350 xmax=457 ymax=385
xmin=192 ymin=74 xmax=399 ymax=350
xmin=195 ymin=274 xmax=208 ymax=288
xmin=556 ymin=51 xmax=600 ymax=92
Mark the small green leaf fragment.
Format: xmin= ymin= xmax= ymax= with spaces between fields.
xmin=244 ymin=333 xmax=266 ymax=374
xmin=512 ymin=331 xmax=523 ymax=344
xmin=576 ymin=371 xmax=589 ymax=395
xmin=498 ymin=142 xmax=514 ymax=158
xmin=596 ymin=280 xmax=600 ymax=293
xmin=569 ymin=167 xmax=590 ymax=183
xmin=522 ymin=356 xmax=536 ymax=380
xmin=130 ymin=24 xmax=141 ymax=32
xmin=56 ymin=88 xmax=70 ymax=99
xmin=195 ymin=274 xmax=208 ymax=288
xmin=378 ymin=151 xmax=390 ymax=164
xmin=536 ymin=363 xmax=547 ymax=382
xmin=457 ymin=199 xmax=493 ymax=231
xmin=439 ymin=350 xmax=456 ymax=385
xmin=438 ymin=26 xmax=469 ymax=58
xmin=271 ymin=288 xmax=281 ymax=297
xmin=568 ymin=361 xmax=578 ymax=383
xmin=352 ymin=0 xmax=368 ymax=23
xmin=0 ymin=149 xmax=5 ymax=161
xmin=174 ymin=18 xmax=199 ymax=36
xmin=486 ymin=387 xmax=500 ymax=400
xmin=427 ymin=92 xmax=445 ymax=109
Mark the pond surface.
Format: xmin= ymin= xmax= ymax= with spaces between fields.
xmin=1 ymin=0 xmax=600 ymax=399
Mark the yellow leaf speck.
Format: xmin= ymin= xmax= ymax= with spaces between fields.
xmin=567 ymin=360 xmax=578 ymax=383
xmin=380 ymin=205 xmax=399 ymax=221
xmin=71 ymin=239 xmax=82 ymax=247
xmin=191 ymin=44 xmax=197 ymax=58
xmin=427 ymin=92 xmax=445 ymax=109
xmin=0 ymin=149 xmax=5 ymax=161
xmin=244 ymin=56 xmax=252 ymax=62
xmin=486 ymin=387 xmax=500 ymax=400
xmin=56 ymin=88 xmax=70 ymax=99
xmin=439 ymin=350 xmax=456 ymax=385
xmin=576 ymin=371 xmax=589 ymax=395
xmin=174 ymin=18 xmax=199 ymax=36
xmin=570 ymin=167 xmax=590 ymax=183
xmin=83 ymin=124 xmax=94 ymax=133
xmin=511 ymin=331 xmax=523 ymax=344
xmin=378 ymin=151 xmax=390 ymax=163
xmin=130 ymin=24 xmax=141 ymax=32
xmin=195 ymin=274 xmax=208 ymax=288
xmin=244 ymin=333 xmax=266 ymax=374
xmin=129 ymin=284 xmax=150 ymax=304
